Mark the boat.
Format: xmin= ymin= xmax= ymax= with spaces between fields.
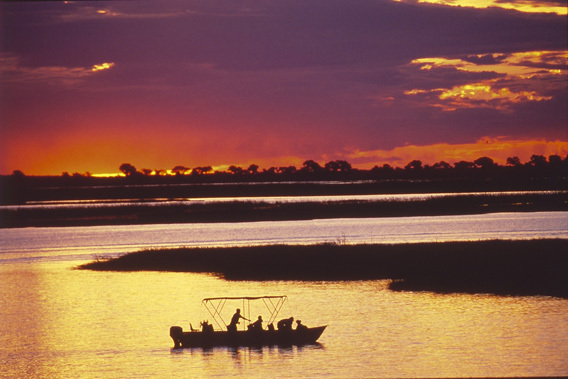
xmin=170 ymin=296 xmax=327 ymax=348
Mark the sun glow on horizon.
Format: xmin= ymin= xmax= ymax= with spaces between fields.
xmin=3 ymin=137 xmax=567 ymax=176
xmin=346 ymin=138 xmax=568 ymax=169
xmin=90 ymin=173 xmax=124 ymax=178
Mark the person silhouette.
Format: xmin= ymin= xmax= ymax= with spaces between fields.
xmin=296 ymin=320 xmax=308 ymax=332
xmin=228 ymin=308 xmax=248 ymax=332
xmin=277 ymin=316 xmax=294 ymax=331
xmin=250 ymin=315 xmax=263 ymax=331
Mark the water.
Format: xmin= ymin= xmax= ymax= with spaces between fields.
xmin=1 ymin=210 xmax=568 ymax=378
xmin=1 ymin=211 xmax=567 ymax=264
xmin=3 ymin=190 xmax=562 ymax=210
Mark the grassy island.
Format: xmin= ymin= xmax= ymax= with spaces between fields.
xmin=2 ymin=191 xmax=566 ymax=228
xmin=78 ymin=239 xmax=568 ymax=298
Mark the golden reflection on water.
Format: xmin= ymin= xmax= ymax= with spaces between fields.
xmin=1 ymin=261 xmax=568 ymax=378
xmin=0 ymin=268 xmax=50 ymax=378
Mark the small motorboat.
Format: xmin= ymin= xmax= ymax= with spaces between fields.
xmin=170 ymin=296 xmax=327 ymax=348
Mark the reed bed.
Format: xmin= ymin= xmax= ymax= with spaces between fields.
xmin=78 ymin=239 xmax=568 ymax=298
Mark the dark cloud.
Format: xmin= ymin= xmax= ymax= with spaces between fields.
xmin=5 ymin=1 xmax=566 ymax=69
xmin=460 ymin=54 xmax=509 ymax=65
xmin=514 ymin=57 xmax=568 ymax=71
xmin=1 ymin=0 xmax=567 ymax=173
xmin=400 ymin=65 xmax=506 ymax=90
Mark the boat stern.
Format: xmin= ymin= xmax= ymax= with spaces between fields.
xmin=170 ymin=326 xmax=184 ymax=348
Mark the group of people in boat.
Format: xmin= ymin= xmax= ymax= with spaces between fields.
xmin=227 ymin=308 xmax=307 ymax=333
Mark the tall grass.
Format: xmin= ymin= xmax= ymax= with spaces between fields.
xmin=77 ymin=239 xmax=568 ymax=298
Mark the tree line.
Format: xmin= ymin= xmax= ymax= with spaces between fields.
xmin=7 ymin=154 xmax=566 ymax=181
xmin=112 ymin=154 xmax=567 ymax=181
xmin=2 ymin=154 xmax=566 ymax=205
xmin=117 ymin=159 xmax=354 ymax=177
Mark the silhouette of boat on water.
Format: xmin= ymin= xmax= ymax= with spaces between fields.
xmin=170 ymin=296 xmax=327 ymax=348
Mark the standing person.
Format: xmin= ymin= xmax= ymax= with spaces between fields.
xmin=228 ymin=308 xmax=248 ymax=332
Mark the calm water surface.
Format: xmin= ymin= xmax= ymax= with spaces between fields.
xmin=1 ymin=211 xmax=567 ymax=264
xmin=1 ymin=211 xmax=568 ymax=378
xmin=6 ymin=190 xmax=559 ymax=209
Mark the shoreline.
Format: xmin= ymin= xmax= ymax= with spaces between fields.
xmin=2 ymin=191 xmax=566 ymax=228
xmin=78 ymin=239 xmax=568 ymax=298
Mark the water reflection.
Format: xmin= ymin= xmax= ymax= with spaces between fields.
xmin=1 ymin=212 xmax=567 ymax=264
xmin=2 ymin=261 xmax=567 ymax=378
xmin=5 ymin=190 xmax=563 ymax=210
xmin=0 ymin=268 xmax=50 ymax=379
xmin=2 ymin=204 xmax=568 ymax=377
xmin=171 ymin=343 xmax=325 ymax=373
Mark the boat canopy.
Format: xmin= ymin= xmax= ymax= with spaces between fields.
xmin=202 ymin=296 xmax=287 ymax=331
xmin=203 ymin=296 xmax=287 ymax=301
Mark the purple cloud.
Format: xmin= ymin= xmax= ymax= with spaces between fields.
xmin=1 ymin=0 xmax=566 ymax=174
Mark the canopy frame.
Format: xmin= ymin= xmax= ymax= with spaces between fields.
xmin=202 ymin=296 xmax=288 ymax=331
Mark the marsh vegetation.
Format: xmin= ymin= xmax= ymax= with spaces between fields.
xmin=79 ymin=239 xmax=568 ymax=298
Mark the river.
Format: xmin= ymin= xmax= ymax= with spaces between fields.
xmin=1 ymin=208 xmax=567 ymax=378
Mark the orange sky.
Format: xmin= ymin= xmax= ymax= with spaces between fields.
xmin=1 ymin=1 xmax=566 ymax=176
xmin=4 ymin=134 xmax=567 ymax=176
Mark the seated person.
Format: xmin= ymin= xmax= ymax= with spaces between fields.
xmin=200 ymin=320 xmax=214 ymax=333
xmin=295 ymin=320 xmax=308 ymax=332
xmin=248 ymin=315 xmax=263 ymax=331
xmin=277 ymin=316 xmax=294 ymax=331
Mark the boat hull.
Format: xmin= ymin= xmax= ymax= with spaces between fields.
xmin=170 ymin=325 xmax=327 ymax=348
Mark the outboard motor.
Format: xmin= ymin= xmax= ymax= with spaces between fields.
xmin=170 ymin=326 xmax=183 ymax=348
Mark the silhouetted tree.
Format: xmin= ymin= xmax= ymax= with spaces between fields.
xmin=338 ymin=160 xmax=352 ymax=172
xmin=192 ymin=166 xmax=213 ymax=175
xmin=325 ymin=160 xmax=352 ymax=172
xmin=371 ymin=164 xmax=395 ymax=178
xmin=141 ymin=169 xmax=153 ymax=176
xmin=247 ymin=164 xmax=259 ymax=174
xmin=301 ymin=160 xmax=322 ymax=173
xmin=474 ymin=156 xmax=495 ymax=169
xmin=405 ymin=160 xmax=423 ymax=170
xmin=529 ymin=154 xmax=547 ymax=167
xmin=228 ymin=165 xmax=244 ymax=175
xmin=279 ymin=166 xmax=297 ymax=174
xmin=506 ymin=156 xmax=521 ymax=167
xmin=119 ymin=163 xmax=138 ymax=176
xmin=325 ymin=161 xmax=339 ymax=172
xmin=11 ymin=170 xmax=25 ymax=177
xmin=454 ymin=161 xmax=475 ymax=170
xmin=432 ymin=161 xmax=451 ymax=170
xmin=172 ymin=166 xmax=189 ymax=175
xmin=548 ymin=154 xmax=562 ymax=167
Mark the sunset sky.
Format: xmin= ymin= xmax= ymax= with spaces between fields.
xmin=1 ymin=0 xmax=567 ymax=176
